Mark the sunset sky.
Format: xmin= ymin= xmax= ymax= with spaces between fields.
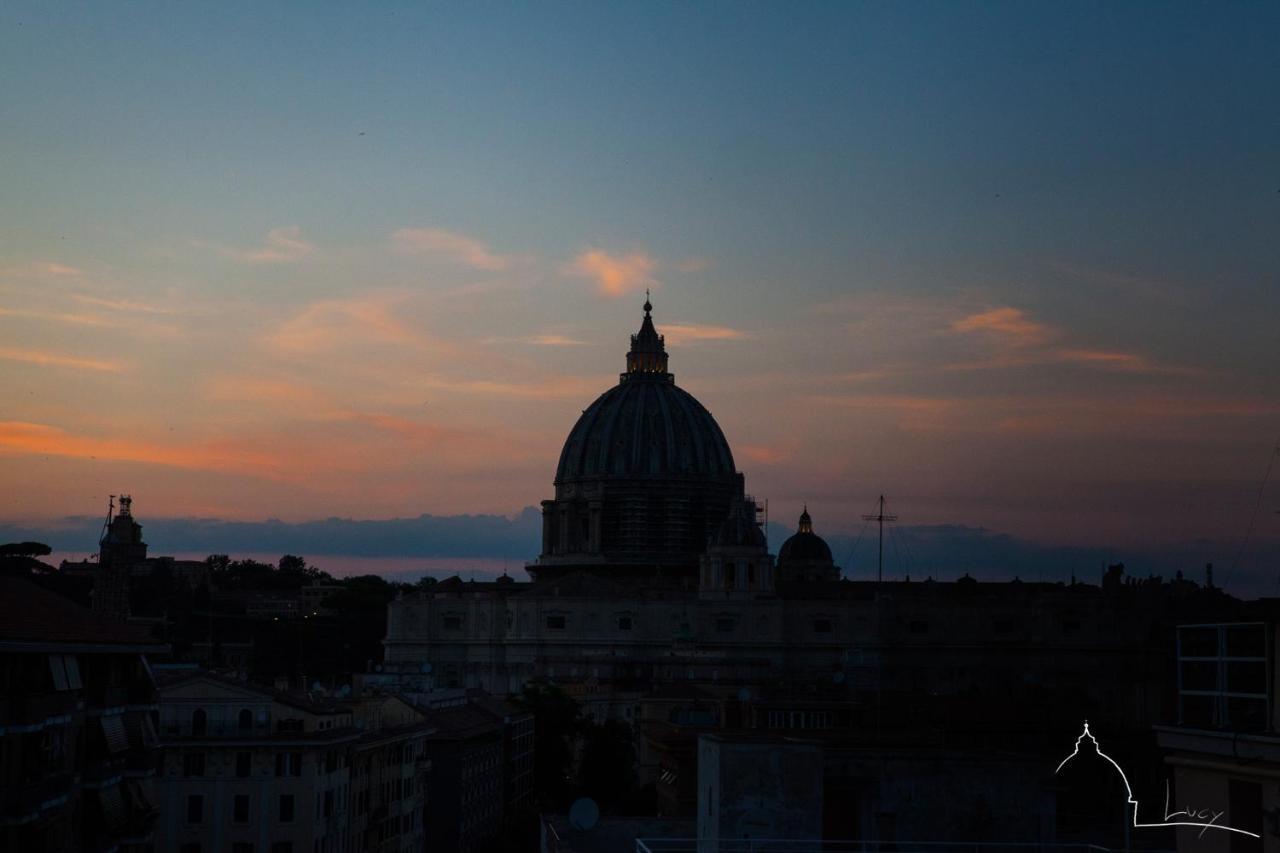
xmin=2 ymin=3 xmax=1278 ymax=570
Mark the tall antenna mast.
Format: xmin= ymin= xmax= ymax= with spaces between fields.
xmin=862 ymin=494 xmax=898 ymax=584
xmin=99 ymin=495 xmax=116 ymax=546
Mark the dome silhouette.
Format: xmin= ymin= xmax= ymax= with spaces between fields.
xmin=535 ymin=298 xmax=743 ymax=576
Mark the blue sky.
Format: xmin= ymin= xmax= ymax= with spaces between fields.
xmin=1 ymin=2 xmax=1278 ymax=570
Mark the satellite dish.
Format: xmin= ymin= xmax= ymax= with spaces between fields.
xmin=568 ymin=798 xmax=599 ymax=830
xmin=420 ymin=662 xmax=433 ymax=674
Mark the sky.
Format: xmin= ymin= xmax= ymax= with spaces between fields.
xmin=1 ymin=2 xmax=1278 ymax=581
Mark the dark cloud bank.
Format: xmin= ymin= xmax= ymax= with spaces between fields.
xmin=5 ymin=509 xmax=1277 ymax=598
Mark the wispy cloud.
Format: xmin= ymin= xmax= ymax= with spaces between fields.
xmin=0 ymin=347 xmax=126 ymax=373
xmin=0 ymin=307 xmax=113 ymax=327
xmin=951 ymin=307 xmax=1054 ymax=346
xmin=266 ymin=293 xmax=421 ymax=354
xmin=70 ymin=293 xmax=181 ymax=315
xmin=206 ymin=375 xmax=332 ymax=407
xmin=660 ymin=323 xmax=747 ymax=345
xmin=0 ymin=421 xmax=277 ymax=475
xmin=739 ymin=444 xmax=788 ymax=465
xmin=391 ymin=227 xmax=511 ymax=271
xmin=522 ymin=334 xmax=588 ymax=347
xmin=0 ymin=261 xmax=84 ymax=280
xmin=225 ymin=226 xmax=315 ymax=264
xmin=567 ymin=249 xmax=656 ymax=297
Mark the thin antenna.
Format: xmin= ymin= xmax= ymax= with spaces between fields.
xmin=99 ymin=495 xmax=116 ymax=546
xmin=862 ymin=494 xmax=898 ymax=584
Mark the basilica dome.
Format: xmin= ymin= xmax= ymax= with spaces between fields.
xmin=534 ymin=298 xmax=744 ymax=577
xmin=555 ymin=369 xmax=735 ymax=483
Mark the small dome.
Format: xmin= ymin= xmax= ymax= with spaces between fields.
xmin=778 ymin=506 xmax=833 ymax=564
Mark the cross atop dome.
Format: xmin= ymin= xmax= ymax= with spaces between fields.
xmin=623 ymin=293 xmax=671 ymax=381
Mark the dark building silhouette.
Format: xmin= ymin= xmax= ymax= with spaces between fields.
xmin=536 ymin=297 xmax=742 ymax=581
xmin=386 ymin=299 xmax=1243 ymax=849
xmin=0 ymin=574 xmax=167 ymax=852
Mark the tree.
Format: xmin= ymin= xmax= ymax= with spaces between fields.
xmin=515 ymin=684 xmax=583 ymax=810
xmin=578 ymin=718 xmax=638 ymax=810
xmin=278 ymin=554 xmax=308 ymax=574
xmin=0 ymin=541 xmax=52 ymax=558
xmin=0 ymin=541 xmax=56 ymax=576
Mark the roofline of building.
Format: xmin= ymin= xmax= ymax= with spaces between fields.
xmin=0 ymin=639 xmax=170 ymax=655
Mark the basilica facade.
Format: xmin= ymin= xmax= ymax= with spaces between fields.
xmin=384 ymin=298 xmax=866 ymax=695
xmin=381 ymin=303 xmax=1179 ymax=738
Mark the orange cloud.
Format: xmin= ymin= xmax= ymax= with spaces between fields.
xmin=951 ymin=306 xmax=1053 ymax=346
xmin=206 ymin=375 xmax=332 ymax=407
xmin=267 ymin=294 xmax=421 ymax=354
xmin=0 ymin=307 xmax=113 ymax=327
xmin=0 ymin=261 xmax=83 ymax=279
xmin=0 ymin=346 xmax=125 ymax=373
xmin=391 ymin=228 xmax=511 ymax=271
xmin=70 ymin=293 xmax=181 ymax=315
xmin=661 ymin=323 xmax=746 ymax=345
xmin=739 ymin=444 xmax=787 ymax=465
xmin=0 ymin=421 xmax=278 ymax=476
xmin=567 ymin=249 xmax=656 ymax=297
xmin=419 ymin=374 xmax=605 ymax=401
xmin=226 ymin=226 xmax=315 ymax=264
xmin=525 ymin=334 xmax=588 ymax=346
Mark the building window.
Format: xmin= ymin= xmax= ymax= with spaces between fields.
xmin=716 ymin=616 xmax=735 ymax=633
xmin=272 ymin=844 xmax=293 ymax=853
xmin=183 ymin=753 xmax=205 ymax=777
xmin=191 ymin=708 xmax=207 ymax=736
xmin=909 ymin=620 xmax=929 ymax=635
xmin=276 ymin=752 xmax=302 ymax=777
xmin=1178 ymin=623 xmax=1269 ymax=731
xmin=187 ymin=794 xmax=204 ymax=823
xmin=236 ymin=751 xmax=252 ymax=777
xmin=232 ymin=844 xmax=254 ymax=853
xmin=995 ymin=619 xmax=1014 ymax=635
xmin=1062 ymin=620 xmax=1081 ymax=635
xmin=443 ymin=615 xmax=462 ymax=630
xmin=813 ymin=618 xmax=833 ymax=634
xmin=724 ymin=563 xmax=736 ymax=589
xmin=617 ymin=615 xmax=632 ymax=631
xmin=546 ymin=615 xmax=566 ymax=630
xmin=180 ymin=845 xmax=201 ymax=853
xmin=279 ymin=794 xmax=295 ymax=822
xmin=322 ymin=790 xmax=334 ymax=818
xmin=238 ymin=708 xmax=253 ymax=730
xmin=233 ymin=794 xmax=250 ymax=823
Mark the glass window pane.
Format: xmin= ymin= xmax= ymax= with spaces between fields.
xmin=1227 ymin=661 xmax=1267 ymax=695
xmin=1226 ymin=625 xmax=1266 ymax=658
xmin=1181 ymin=694 xmax=1216 ymax=727
xmin=1181 ymin=660 xmax=1219 ymax=691
xmin=1226 ymin=697 xmax=1268 ymax=732
xmin=1181 ymin=627 xmax=1219 ymax=657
